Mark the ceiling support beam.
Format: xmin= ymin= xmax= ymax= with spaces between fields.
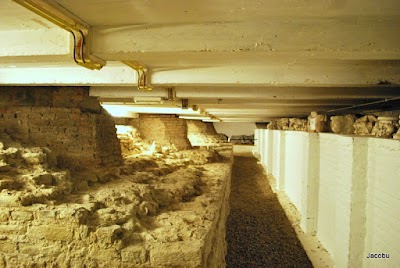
xmin=0 ymin=62 xmax=137 ymax=85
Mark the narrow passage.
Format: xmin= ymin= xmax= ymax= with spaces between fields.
xmin=226 ymin=152 xmax=313 ymax=268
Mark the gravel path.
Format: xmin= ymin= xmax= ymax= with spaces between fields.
xmin=226 ymin=152 xmax=313 ymax=268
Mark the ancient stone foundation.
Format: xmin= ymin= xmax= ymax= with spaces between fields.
xmin=186 ymin=120 xmax=229 ymax=147
xmin=115 ymin=115 xmax=192 ymax=151
xmin=0 ymin=87 xmax=122 ymax=169
xmin=0 ymin=87 xmax=233 ymax=268
xmin=0 ymin=133 xmax=233 ymax=267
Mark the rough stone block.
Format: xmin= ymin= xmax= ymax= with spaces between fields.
xmin=21 ymin=151 xmax=46 ymax=165
xmin=0 ymin=211 xmax=9 ymax=222
xmin=37 ymin=210 xmax=57 ymax=220
xmin=0 ymin=225 xmax=27 ymax=235
xmin=96 ymin=225 xmax=123 ymax=243
xmin=150 ymin=241 xmax=203 ymax=267
xmin=89 ymin=248 xmax=121 ymax=262
xmin=32 ymin=173 xmax=54 ymax=186
xmin=0 ymin=240 xmax=16 ymax=253
xmin=28 ymin=225 xmax=73 ymax=241
xmin=18 ymin=243 xmax=41 ymax=255
xmin=11 ymin=211 xmax=33 ymax=221
xmin=121 ymin=245 xmax=147 ymax=264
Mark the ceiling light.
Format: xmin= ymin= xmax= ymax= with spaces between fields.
xmin=102 ymin=105 xmax=139 ymax=118
xmin=202 ymin=119 xmax=221 ymax=122
xmin=179 ymin=116 xmax=212 ymax=120
xmin=133 ymin=96 xmax=163 ymax=104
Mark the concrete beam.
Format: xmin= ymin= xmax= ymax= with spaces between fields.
xmin=0 ymin=28 xmax=71 ymax=58
xmin=90 ymin=86 xmax=168 ymax=98
xmin=3 ymin=61 xmax=399 ymax=86
xmin=0 ymin=62 xmax=137 ymax=85
xmin=52 ymin=0 xmax=400 ymax=26
xmin=92 ymin=18 xmax=400 ymax=55
xmin=188 ymin=99 xmax=381 ymax=106
xmin=176 ymin=86 xmax=400 ymax=100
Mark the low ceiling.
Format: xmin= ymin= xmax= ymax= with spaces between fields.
xmin=0 ymin=0 xmax=399 ymax=122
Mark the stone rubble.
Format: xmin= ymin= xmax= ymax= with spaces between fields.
xmin=353 ymin=115 xmax=378 ymax=136
xmin=0 ymin=131 xmax=233 ymax=267
xmin=276 ymin=118 xmax=290 ymax=130
xmin=330 ymin=114 xmax=357 ymax=134
xmin=373 ymin=116 xmax=399 ymax=138
xmin=393 ymin=116 xmax=400 ymax=140
xmin=288 ymin=118 xmax=308 ymax=131
xmin=263 ymin=112 xmax=400 ymax=139
xmin=308 ymin=111 xmax=329 ymax=133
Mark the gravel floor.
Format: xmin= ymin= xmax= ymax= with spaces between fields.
xmin=226 ymin=152 xmax=313 ymax=268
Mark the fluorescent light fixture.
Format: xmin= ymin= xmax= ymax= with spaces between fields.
xmin=179 ymin=116 xmax=212 ymax=120
xmin=133 ymin=96 xmax=163 ymax=104
xmin=202 ymin=119 xmax=221 ymax=122
xmin=102 ymin=105 xmax=139 ymax=118
xmin=101 ymin=104 xmax=201 ymax=116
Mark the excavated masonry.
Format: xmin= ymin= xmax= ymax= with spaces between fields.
xmin=0 ymin=87 xmax=234 ymax=267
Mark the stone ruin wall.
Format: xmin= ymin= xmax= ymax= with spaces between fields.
xmin=0 ymin=148 xmax=233 ymax=267
xmin=115 ymin=117 xmax=230 ymax=149
xmin=265 ymin=112 xmax=400 ymax=139
xmin=186 ymin=120 xmax=217 ymax=135
xmin=116 ymin=115 xmax=192 ymax=151
xmin=186 ymin=120 xmax=229 ymax=147
xmin=0 ymin=87 xmax=122 ymax=170
xmin=0 ymin=87 xmax=233 ymax=267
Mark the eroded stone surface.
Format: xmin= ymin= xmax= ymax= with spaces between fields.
xmin=330 ymin=114 xmax=356 ymax=134
xmin=277 ymin=118 xmax=290 ymax=130
xmin=289 ymin=118 xmax=308 ymax=131
xmin=393 ymin=116 xmax=400 ymax=140
xmin=353 ymin=115 xmax=377 ymax=136
xmin=308 ymin=112 xmax=329 ymax=133
xmin=267 ymin=119 xmax=277 ymax=130
xmin=373 ymin=116 xmax=399 ymax=138
xmin=0 ymin=131 xmax=232 ymax=268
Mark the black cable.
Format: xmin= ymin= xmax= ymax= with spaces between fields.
xmin=78 ymin=29 xmax=86 ymax=64
xmin=326 ymin=97 xmax=400 ymax=113
xmin=70 ymin=30 xmax=79 ymax=65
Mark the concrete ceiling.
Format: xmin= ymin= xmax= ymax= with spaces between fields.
xmin=0 ymin=0 xmax=399 ymax=122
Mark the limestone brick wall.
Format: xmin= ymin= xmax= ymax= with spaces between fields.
xmin=0 ymin=87 xmax=122 ymax=169
xmin=186 ymin=120 xmax=229 ymax=147
xmin=186 ymin=120 xmax=217 ymax=134
xmin=118 ymin=114 xmax=192 ymax=150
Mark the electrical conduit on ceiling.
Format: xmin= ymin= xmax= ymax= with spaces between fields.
xmin=13 ymin=0 xmax=151 ymax=91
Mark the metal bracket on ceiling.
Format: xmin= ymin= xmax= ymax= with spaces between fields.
xmin=13 ymin=0 xmax=106 ymax=70
xmin=181 ymin=99 xmax=189 ymax=109
xmin=123 ymin=61 xmax=153 ymax=91
xmin=167 ymin=88 xmax=175 ymax=101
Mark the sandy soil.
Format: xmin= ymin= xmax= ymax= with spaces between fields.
xmin=226 ymin=151 xmax=313 ymax=268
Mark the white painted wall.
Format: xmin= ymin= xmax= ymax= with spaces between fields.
xmin=363 ymin=138 xmax=400 ymax=268
xmin=283 ymin=132 xmax=309 ymax=212
xmin=213 ymin=122 xmax=256 ymax=138
xmin=271 ymin=131 xmax=281 ymax=186
xmin=318 ymin=134 xmax=354 ymax=268
xmin=254 ymin=130 xmax=400 ymax=268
